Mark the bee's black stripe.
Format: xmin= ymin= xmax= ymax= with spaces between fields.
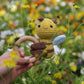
xmin=47 ymin=49 xmax=54 ymax=53
xmin=45 ymin=43 xmax=52 ymax=45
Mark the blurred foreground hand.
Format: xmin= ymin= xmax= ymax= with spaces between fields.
xmin=0 ymin=51 xmax=40 ymax=84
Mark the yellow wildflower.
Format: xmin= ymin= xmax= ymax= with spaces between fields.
xmin=22 ymin=0 xmax=27 ymax=4
xmin=31 ymin=4 xmax=38 ymax=8
xmin=32 ymin=30 xmax=36 ymax=35
xmin=56 ymin=28 xmax=60 ymax=32
xmin=0 ymin=10 xmax=6 ymax=17
xmin=57 ymin=26 xmax=67 ymax=32
xmin=81 ymin=81 xmax=84 ymax=84
xmin=3 ymin=59 xmax=16 ymax=68
xmin=28 ymin=22 xmax=35 ymax=28
xmin=56 ymin=60 xmax=59 ymax=64
xmin=7 ymin=37 xmax=14 ymax=44
xmin=31 ymin=23 xmax=35 ymax=28
xmin=74 ymin=5 xmax=80 ymax=8
xmin=69 ymin=62 xmax=77 ymax=72
xmin=69 ymin=62 xmax=74 ymax=66
xmin=59 ymin=26 xmax=67 ymax=32
xmin=7 ymin=34 xmax=19 ymax=44
xmin=34 ymin=4 xmax=38 ymax=7
xmin=28 ymin=10 xmax=40 ymax=20
xmin=77 ymin=12 xmax=83 ymax=20
xmin=71 ymin=65 xmax=77 ymax=72
xmin=60 ymin=16 xmax=62 ymax=19
xmin=75 ymin=35 xmax=82 ymax=42
xmin=51 ymin=80 xmax=56 ymax=84
xmin=52 ymin=0 xmax=56 ymax=3
xmin=9 ymin=21 xmax=13 ymax=24
xmin=4 ymin=17 xmax=8 ymax=21
xmin=54 ymin=72 xmax=62 ymax=79
xmin=44 ymin=76 xmax=52 ymax=81
xmin=22 ymin=5 xmax=30 ymax=8
xmin=27 ymin=19 xmax=34 ymax=23
xmin=55 ymin=56 xmax=59 ymax=64
xmin=67 ymin=40 xmax=73 ymax=44
xmin=27 ymin=19 xmax=35 ymax=27
xmin=43 ymin=50 xmax=47 ymax=53
xmin=73 ymin=3 xmax=75 ymax=5
xmin=15 ymin=1 xmax=20 ymax=6
xmin=9 ymin=51 xmax=19 ymax=59
xmin=63 ymin=28 xmax=67 ymax=32
xmin=35 ymin=54 xmax=39 ymax=58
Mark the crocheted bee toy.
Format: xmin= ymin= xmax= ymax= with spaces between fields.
xmin=14 ymin=16 xmax=66 ymax=60
xmin=30 ymin=16 xmax=66 ymax=58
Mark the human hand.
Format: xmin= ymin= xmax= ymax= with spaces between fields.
xmin=0 ymin=51 xmax=40 ymax=84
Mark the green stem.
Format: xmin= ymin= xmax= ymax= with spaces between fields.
xmin=0 ymin=74 xmax=7 ymax=84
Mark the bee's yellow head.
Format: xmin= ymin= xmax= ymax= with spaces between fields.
xmin=36 ymin=16 xmax=57 ymax=39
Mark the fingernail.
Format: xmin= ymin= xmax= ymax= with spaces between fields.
xmin=21 ymin=51 xmax=25 ymax=56
xmin=28 ymin=63 xmax=34 ymax=68
xmin=29 ymin=57 xmax=36 ymax=63
xmin=24 ymin=57 xmax=30 ymax=60
xmin=35 ymin=61 xmax=40 ymax=65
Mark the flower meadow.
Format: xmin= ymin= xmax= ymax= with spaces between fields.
xmin=0 ymin=0 xmax=84 ymax=84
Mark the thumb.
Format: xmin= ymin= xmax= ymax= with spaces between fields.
xmin=19 ymin=50 xmax=25 ymax=57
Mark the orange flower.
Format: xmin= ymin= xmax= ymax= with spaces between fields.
xmin=82 ymin=32 xmax=84 ymax=37
xmin=82 ymin=19 xmax=84 ymax=23
xmin=70 ymin=0 xmax=74 ymax=2
xmin=69 ymin=16 xmax=74 ymax=21
xmin=66 ymin=0 xmax=69 ymax=4
xmin=35 ymin=0 xmax=45 ymax=5
xmin=65 ymin=0 xmax=74 ymax=2
xmin=81 ymin=26 xmax=84 ymax=30
xmin=19 ymin=7 xmax=23 ymax=11
xmin=73 ymin=31 xmax=79 ymax=36
xmin=9 ymin=24 xmax=15 ymax=29
xmin=73 ymin=22 xmax=79 ymax=29
xmin=30 ymin=9 xmax=34 ymax=13
xmin=0 ymin=8 xmax=5 ymax=10
xmin=66 ymin=24 xmax=69 ymax=28
xmin=73 ymin=24 xmax=76 ymax=29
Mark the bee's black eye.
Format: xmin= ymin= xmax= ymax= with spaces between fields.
xmin=50 ymin=25 xmax=53 ymax=28
xmin=38 ymin=25 xmax=40 ymax=28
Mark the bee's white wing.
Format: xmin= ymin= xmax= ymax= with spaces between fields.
xmin=52 ymin=35 xmax=66 ymax=45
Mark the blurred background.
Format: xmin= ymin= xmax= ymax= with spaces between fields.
xmin=0 ymin=0 xmax=84 ymax=55
xmin=0 ymin=0 xmax=84 ymax=84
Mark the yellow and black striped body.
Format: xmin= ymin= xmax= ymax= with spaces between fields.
xmin=40 ymin=39 xmax=54 ymax=58
xmin=36 ymin=17 xmax=57 ymax=58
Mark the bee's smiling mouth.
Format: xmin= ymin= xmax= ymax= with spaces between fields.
xmin=43 ymin=28 xmax=48 ymax=29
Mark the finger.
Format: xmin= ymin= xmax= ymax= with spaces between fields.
xmin=1 ymin=52 xmax=11 ymax=57
xmin=15 ymin=57 xmax=29 ymax=64
xmin=19 ymin=50 xmax=25 ymax=57
xmin=17 ymin=63 xmax=33 ymax=75
xmin=15 ymin=56 xmax=36 ymax=64
xmin=24 ymin=56 xmax=33 ymax=59
xmin=28 ymin=57 xmax=36 ymax=63
xmin=27 ymin=63 xmax=34 ymax=69
xmin=22 ymin=63 xmax=34 ymax=72
xmin=34 ymin=61 xmax=40 ymax=65
xmin=15 ymin=64 xmax=27 ymax=71
xmin=15 ymin=57 xmax=37 ymax=70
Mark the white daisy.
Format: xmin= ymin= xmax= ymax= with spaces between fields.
xmin=80 ymin=68 xmax=84 ymax=75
